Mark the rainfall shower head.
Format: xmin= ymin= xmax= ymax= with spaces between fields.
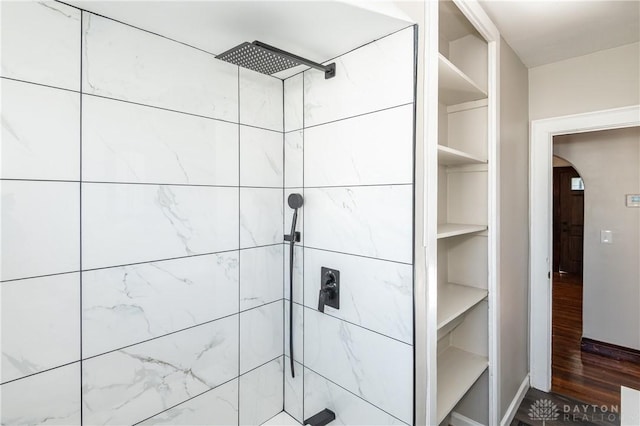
xmin=217 ymin=41 xmax=335 ymax=79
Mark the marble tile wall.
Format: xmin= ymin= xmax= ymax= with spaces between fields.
xmin=1 ymin=2 xmax=283 ymax=424
xmin=282 ymin=26 xmax=416 ymax=426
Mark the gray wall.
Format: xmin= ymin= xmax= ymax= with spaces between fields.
xmin=529 ymin=42 xmax=640 ymax=121
xmin=498 ymin=37 xmax=530 ymax=421
xmin=554 ymin=127 xmax=640 ymax=351
xmin=1 ymin=2 xmax=285 ymax=424
xmin=282 ymin=27 xmax=416 ymax=426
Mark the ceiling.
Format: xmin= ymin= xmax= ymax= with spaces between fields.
xmin=68 ymin=0 xmax=413 ymax=78
xmin=66 ymin=0 xmax=639 ymax=72
xmin=479 ymin=0 xmax=640 ymax=68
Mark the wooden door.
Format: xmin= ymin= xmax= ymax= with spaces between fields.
xmin=553 ymin=166 xmax=584 ymax=274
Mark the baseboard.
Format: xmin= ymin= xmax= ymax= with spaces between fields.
xmin=581 ymin=338 xmax=640 ymax=363
xmin=500 ymin=374 xmax=530 ymax=426
xmin=450 ymin=411 xmax=484 ymax=426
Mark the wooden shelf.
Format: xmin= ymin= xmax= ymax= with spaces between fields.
xmin=437 ymin=223 xmax=487 ymax=239
xmin=438 ymin=54 xmax=487 ymax=106
xmin=437 ymin=346 xmax=488 ymax=424
xmin=438 ymin=283 xmax=488 ymax=330
xmin=438 ymin=145 xmax=486 ymax=166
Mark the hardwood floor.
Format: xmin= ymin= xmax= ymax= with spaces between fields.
xmin=551 ymin=272 xmax=640 ymax=407
xmin=510 ymin=272 xmax=640 ymax=426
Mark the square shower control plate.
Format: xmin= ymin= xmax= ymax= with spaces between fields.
xmin=320 ymin=267 xmax=340 ymax=310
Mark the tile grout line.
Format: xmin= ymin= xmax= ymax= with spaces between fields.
xmin=0 ymin=76 xmax=283 ymax=134
xmin=2 ymin=299 xmax=284 ymax=387
xmin=131 ymin=375 xmax=238 ymax=425
xmin=0 ymin=360 xmax=81 ymax=387
xmin=301 ymin=69 xmax=306 ymax=423
xmin=283 ymin=23 xmax=415 ymax=82
xmin=237 ymin=64 xmax=242 ymax=423
xmin=292 ymin=303 xmax=412 ymax=347
xmin=0 ymin=177 xmax=412 ymax=190
xmin=1 ymin=75 xmax=414 ymax=137
xmin=0 ymin=243 xmax=283 ymax=284
xmin=411 ymin=24 xmax=419 ymax=426
xmin=282 ymin=78 xmax=287 ymax=414
xmin=303 ymin=365 xmax=410 ymax=426
xmin=132 ymin=353 xmax=284 ymax=426
xmin=79 ymin=10 xmax=84 ymax=425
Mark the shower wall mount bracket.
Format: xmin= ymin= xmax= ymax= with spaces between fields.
xmin=284 ymin=231 xmax=301 ymax=243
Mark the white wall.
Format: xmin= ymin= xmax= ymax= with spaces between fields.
xmin=282 ymin=27 xmax=416 ymax=426
xmin=529 ymin=42 xmax=640 ymax=121
xmin=498 ymin=37 xmax=530 ymax=420
xmin=554 ymin=127 xmax=640 ymax=351
xmin=1 ymin=2 xmax=285 ymax=424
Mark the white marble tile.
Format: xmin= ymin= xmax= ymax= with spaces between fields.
xmin=284 ymin=131 xmax=303 ymax=188
xmin=303 ymin=368 xmax=407 ymax=426
xmin=304 ymin=308 xmax=413 ymax=423
xmin=304 ymin=105 xmax=414 ymax=187
xmin=240 ymin=126 xmax=283 ymax=188
xmin=82 ymin=183 xmax=238 ymax=270
xmin=284 ymin=244 xmax=303 ymax=304
xmin=0 ymin=181 xmax=79 ymax=281
xmin=1 ymin=1 xmax=80 ymax=90
xmin=239 ymin=357 xmax=284 ymax=426
xmin=82 ymin=95 xmax=239 ymax=185
xmin=1 ymin=273 xmax=80 ymax=383
xmin=239 ymin=68 xmax=283 ymax=132
xmin=240 ymin=245 xmax=283 ymax=311
xmin=240 ymin=188 xmax=283 ymax=249
xmin=284 ymin=189 xmax=304 ymax=245
xmin=139 ymin=379 xmax=239 ymax=425
xmin=284 ymin=358 xmax=304 ymax=423
xmin=0 ymin=363 xmax=81 ymax=425
xmin=284 ymin=302 xmax=303 ymax=363
xmin=263 ymin=410 xmax=300 ymax=426
xmin=83 ymin=252 xmax=239 ymax=357
xmin=304 ymin=28 xmax=414 ymax=127
xmin=82 ymin=12 xmax=237 ymax=121
xmin=303 ymin=248 xmax=412 ymax=344
xmin=240 ymin=301 xmax=283 ymax=374
xmin=83 ymin=317 xmax=238 ymax=425
xmin=284 ymin=74 xmax=303 ymax=132
xmin=304 ymin=186 xmax=413 ymax=263
xmin=1 ymin=79 xmax=80 ymax=180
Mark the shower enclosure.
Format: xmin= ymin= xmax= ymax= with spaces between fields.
xmin=1 ymin=1 xmax=417 ymax=425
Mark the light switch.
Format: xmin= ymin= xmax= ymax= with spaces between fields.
xmin=601 ymin=230 xmax=613 ymax=244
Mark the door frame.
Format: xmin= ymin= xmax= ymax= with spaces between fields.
xmin=529 ymin=105 xmax=640 ymax=391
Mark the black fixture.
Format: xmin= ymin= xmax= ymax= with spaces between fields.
xmin=304 ymin=408 xmax=336 ymax=426
xmin=284 ymin=193 xmax=303 ymax=378
xmin=217 ymin=41 xmax=336 ymax=79
xmin=318 ymin=267 xmax=340 ymax=313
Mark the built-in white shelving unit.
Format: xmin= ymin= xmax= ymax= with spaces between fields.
xmin=438 ymin=144 xmax=486 ymax=166
xmin=438 ymin=54 xmax=487 ymax=105
xmin=431 ymin=1 xmax=496 ymax=424
xmin=436 ymin=223 xmax=486 ymax=239
xmin=437 ymin=283 xmax=487 ymax=330
xmin=437 ymin=346 xmax=489 ymax=424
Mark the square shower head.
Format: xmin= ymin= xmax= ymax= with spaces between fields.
xmin=217 ymin=41 xmax=336 ymax=79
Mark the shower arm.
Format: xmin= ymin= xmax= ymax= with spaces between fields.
xmin=252 ymin=41 xmax=336 ymax=79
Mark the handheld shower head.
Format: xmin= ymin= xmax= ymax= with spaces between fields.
xmin=288 ymin=193 xmax=304 ymax=209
